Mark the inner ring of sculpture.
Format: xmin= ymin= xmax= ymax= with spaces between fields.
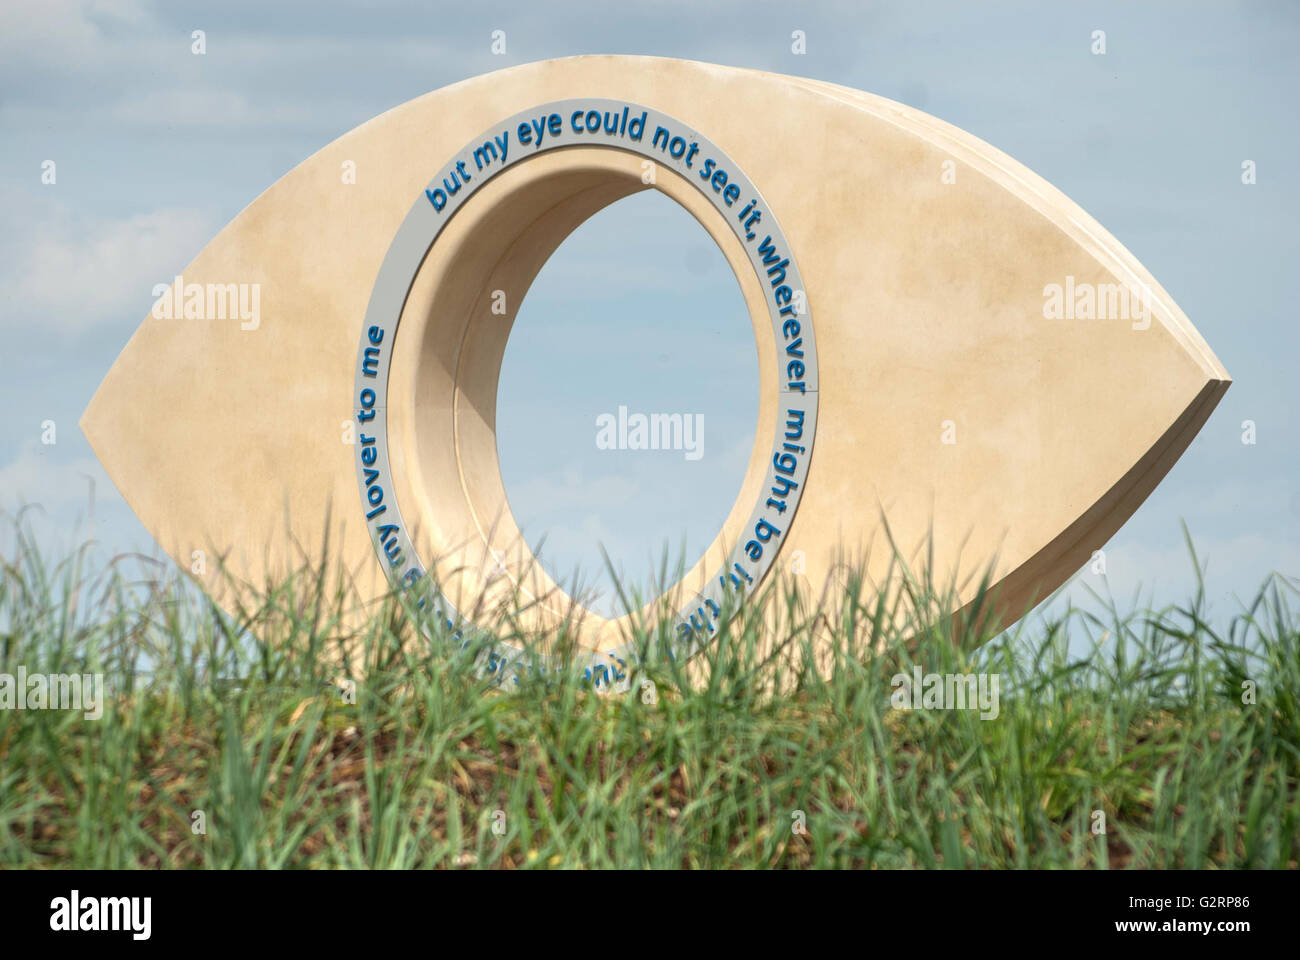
xmin=352 ymin=100 xmax=819 ymax=672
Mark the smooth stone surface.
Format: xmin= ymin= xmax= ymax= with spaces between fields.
xmin=82 ymin=55 xmax=1230 ymax=665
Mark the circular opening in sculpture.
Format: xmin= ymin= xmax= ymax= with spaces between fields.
xmin=384 ymin=148 xmax=782 ymax=651
xmin=363 ymin=102 xmax=818 ymax=667
xmin=495 ymin=188 xmax=759 ymax=617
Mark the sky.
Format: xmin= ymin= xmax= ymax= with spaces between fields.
xmin=1 ymin=0 xmax=1296 ymax=629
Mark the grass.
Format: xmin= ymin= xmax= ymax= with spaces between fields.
xmin=1 ymin=515 xmax=1297 ymax=869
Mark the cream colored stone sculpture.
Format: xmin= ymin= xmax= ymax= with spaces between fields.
xmin=82 ymin=56 xmax=1229 ymax=687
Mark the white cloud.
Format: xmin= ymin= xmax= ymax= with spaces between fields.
xmin=0 ymin=3 xmax=478 ymax=134
xmin=0 ymin=443 xmax=109 ymax=513
xmin=1052 ymin=531 xmax=1300 ymax=626
xmin=0 ymin=197 xmax=211 ymax=335
xmin=107 ymin=87 xmax=295 ymax=128
xmin=0 ymin=442 xmax=152 ymax=564
xmin=0 ymin=0 xmax=148 ymax=63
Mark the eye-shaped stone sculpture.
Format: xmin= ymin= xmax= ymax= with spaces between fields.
xmin=82 ymin=56 xmax=1230 ymax=684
